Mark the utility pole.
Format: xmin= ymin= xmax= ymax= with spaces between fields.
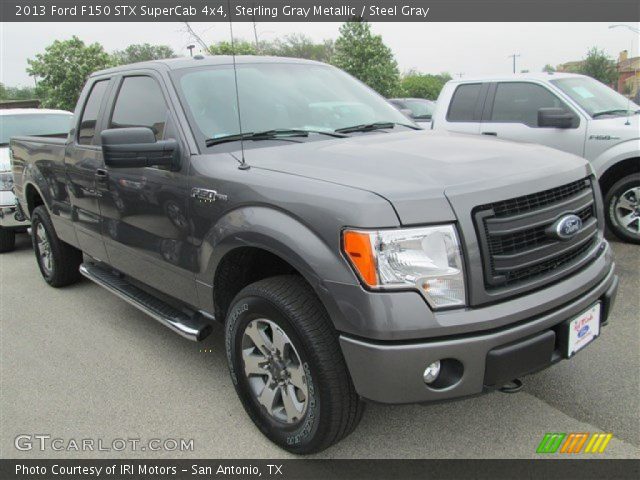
xmin=456 ymin=72 xmax=464 ymax=78
xmin=187 ymin=44 xmax=195 ymax=57
xmin=253 ymin=20 xmax=260 ymax=52
xmin=508 ymin=53 xmax=521 ymax=74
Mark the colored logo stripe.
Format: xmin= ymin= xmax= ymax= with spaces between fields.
xmin=536 ymin=433 xmax=566 ymax=453
xmin=537 ymin=432 xmax=613 ymax=454
xmin=584 ymin=433 xmax=613 ymax=453
xmin=560 ymin=433 xmax=589 ymax=453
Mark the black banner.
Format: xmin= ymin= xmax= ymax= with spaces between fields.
xmin=1 ymin=0 xmax=639 ymax=22
xmin=2 ymin=459 xmax=640 ymax=480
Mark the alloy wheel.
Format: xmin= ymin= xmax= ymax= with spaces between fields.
xmin=36 ymin=223 xmax=53 ymax=275
xmin=613 ymin=186 xmax=640 ymax=237
xmin=241 ymin=318 xmax=308 ymax=424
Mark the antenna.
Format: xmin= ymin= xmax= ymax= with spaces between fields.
xmin=227 ymin=0 xmax=249 ymax=170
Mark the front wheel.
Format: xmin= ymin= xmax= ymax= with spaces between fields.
xmin=31 ymin=206 xmax=83 ymax=287
xmin=604 ymin=173 xmax=640 ymax=244
xmin=225 ymin=275 xmax=364 ymax=454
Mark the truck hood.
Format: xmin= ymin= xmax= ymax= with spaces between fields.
xmin=0 ymin=147 xmax=9 ymax=171
xmin=246 ymin=130 xmax=590 ymax=224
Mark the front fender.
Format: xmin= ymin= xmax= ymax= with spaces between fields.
xmin=196 ymin=205 xmax=360 ymax=326
xmin=591 ymin=138 xmax=640 ymax=178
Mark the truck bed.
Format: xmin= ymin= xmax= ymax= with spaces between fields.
xmin=10 ymin=135 xmax=68 ymax=214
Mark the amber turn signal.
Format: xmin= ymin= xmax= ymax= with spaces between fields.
xmin=342 ymin=230 xmax=378 ymax=286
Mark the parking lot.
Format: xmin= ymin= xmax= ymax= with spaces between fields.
xmin=1 ymin=234 xmax=638 ymax=459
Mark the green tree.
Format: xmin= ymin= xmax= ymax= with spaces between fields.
xmin=27 ymin=36 xmax=112 ymax=110
xmin=209 ymin=40 xmax=257 ymax=55
xmin=0 ymin=84 xmax=37 ymax=100
xmin=263 ymin=34 xmax=335 ymax=63
xmin=399 ymin=71 xmax=452 ymax=99
xmin=576 ymin=47 xmax=618 ymax=85
xmin=542 ymin=64 xmax=556 ymax=73
xmin=331 ymin=20 xmax=400 ymax=97
xmin=112 ymin=43 xmax=176 ymax=65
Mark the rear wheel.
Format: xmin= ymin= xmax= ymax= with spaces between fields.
xmin=0 ymin=227 xmax=16 ymax=253
xmin=605 ymin=173 xmax=640 ymax=244
xmin=31 ymin=206 xmax=83 ymax=287
xmin=225 ymin=275 xmax=364 ymax=454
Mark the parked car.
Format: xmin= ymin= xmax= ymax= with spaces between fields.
xmin=431 ymin=72 xmax=640 ymax=243
xmin=11 ymin=57 xmax=617 ymax=454
xmin=389 ymin=97 xmax=435 ymax=124
xmin=0 ymin=109 xmax=73 ymax=252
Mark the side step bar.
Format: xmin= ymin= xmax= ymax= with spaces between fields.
xmin=79 ymin=263 xmax=213 ymax=341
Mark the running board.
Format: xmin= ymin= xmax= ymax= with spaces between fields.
xmin=79 ymin=263 xmax=213 ymax=341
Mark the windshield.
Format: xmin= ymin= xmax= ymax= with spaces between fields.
xmin=551 ymin=77 xmax=639 ymax=118
xmin=402 ymin=99 xmax=434 ymax=118
xmin=175 ymin=63 xmax=414 ymax=143
xmin=0 ymin=113 xmax=72 ymax=144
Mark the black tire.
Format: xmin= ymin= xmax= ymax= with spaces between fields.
xmin=31 ymin=206 xmax=83 ymax=287
xmin=225 ymin=275 xmax=364 ymax=454
xmin=604 ymin=173 xmax=640 ymax=244
xmin=0 ymin=227 xmax=16 ymax=253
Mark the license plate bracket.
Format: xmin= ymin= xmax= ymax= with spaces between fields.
xmin=556 ymin=302 xmax=601 ymax=358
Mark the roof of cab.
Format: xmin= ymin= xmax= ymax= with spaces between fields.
xmin=0 ymin=108 xmax=73 ymax=116
xmin=446 ymin=71 xmax=587 ymax=84
xmin=91 ymin=55 xmax=326 ymax=77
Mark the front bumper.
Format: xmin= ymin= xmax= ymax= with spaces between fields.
xmin=339 ymin=263 xmax=618 ymax=404
xmin=0 ymin=204 xmax=29 ymax=228
xmin=0 ymin=190 xmax=29 ymax=228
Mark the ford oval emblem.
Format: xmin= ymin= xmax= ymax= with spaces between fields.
xmin=551 ymin=214 xmax=583 ymax=240
xmin=577 ymin=325 xmax=590 ymax=338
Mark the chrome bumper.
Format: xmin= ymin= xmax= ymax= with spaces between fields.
xmin=0 ymin=204 xmax=29 ymax=228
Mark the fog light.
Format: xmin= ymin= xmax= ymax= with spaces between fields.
xmin=423 ymin=360 xmax=441 ymax=384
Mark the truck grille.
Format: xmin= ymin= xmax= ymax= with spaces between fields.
xmin=474 ymin=178 xmax=598 ymax=290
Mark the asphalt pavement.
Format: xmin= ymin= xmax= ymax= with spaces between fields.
xmin=1 ymin=234 xmax=638 ymax=459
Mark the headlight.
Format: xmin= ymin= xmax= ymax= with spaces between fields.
xmin=0 ymin=172 xmax=13 ymax=192
xmin=343 ymin=225 xmax=466 ymax=309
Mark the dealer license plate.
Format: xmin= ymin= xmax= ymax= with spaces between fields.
xmin=567 ymin=302 xmax=601 ymax=358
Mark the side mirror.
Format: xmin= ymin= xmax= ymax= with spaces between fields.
xmin=101 ymin=127 xmax=179 ymax=169
xmin=538 ymin=108 xmax=575 ymax=129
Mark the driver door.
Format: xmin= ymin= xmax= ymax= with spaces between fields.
xmin=480 ymin=81 xmax=587 ymax=157
xmin=97 ymin=73 xmax=198 ymax=305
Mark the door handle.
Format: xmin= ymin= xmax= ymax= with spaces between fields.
xmin=95 ymin=168 xmax=108 ymax=180
xmin=482 ymin=132 xmax=497 ymax=136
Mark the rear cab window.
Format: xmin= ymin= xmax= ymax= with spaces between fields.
xmin=77 ymin=80 xmax=109 ymax=145
xmin=446 ymin=83 xmax=484 ymax=122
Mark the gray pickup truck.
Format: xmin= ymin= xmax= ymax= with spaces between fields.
xmin=11 ymin=56 xmax=618 ymax=454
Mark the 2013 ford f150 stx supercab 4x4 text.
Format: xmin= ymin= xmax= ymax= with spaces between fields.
xmin=10 ymin=57 xmax=618 ymax=454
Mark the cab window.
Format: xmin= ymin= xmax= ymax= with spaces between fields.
xmin=447 ymin=84 xmax=483 ymax=122
xmin=78 ymin=80 xmax=109 ymax=145
xmin=490 ymin=82 xmax=570 ymax=127
xmin=110 ymin=76 xmax=168 ymax=140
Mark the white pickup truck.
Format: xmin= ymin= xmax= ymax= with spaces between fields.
xmin=431 ymin=72 xmax=640 ymax=243
xmin=0 ymin=108 xmax=73 ymax=251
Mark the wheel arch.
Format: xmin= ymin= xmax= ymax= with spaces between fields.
xmin=598 ymin=156 xmax=640 ymax=197
xmin=200 ymin=206 xmax=357 ymax=326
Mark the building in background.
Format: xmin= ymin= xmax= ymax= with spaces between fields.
xmin=616 ymin=50 xmax=640 ymax=98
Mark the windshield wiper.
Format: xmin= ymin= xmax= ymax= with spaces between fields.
xmin=206 ymin=129 xmax=308 ymax=147
xmin=205 ymin=128 xmax=347 ymax=147
xmin=592 ymin=109 xmax=636 ymax=118
xmin=335 ymin=121 xmax=419 ymax=134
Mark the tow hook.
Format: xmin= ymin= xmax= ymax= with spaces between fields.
xmin=499 ymin=379 xmax=523 ymax=393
